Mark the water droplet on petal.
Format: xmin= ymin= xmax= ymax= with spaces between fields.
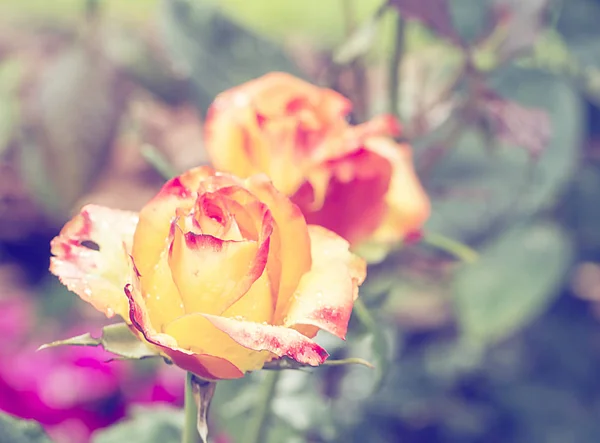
xmin=106 ymin=308 xmax=114 ymax=317
xmin=83 ymin=288 xmax=92 ymax=297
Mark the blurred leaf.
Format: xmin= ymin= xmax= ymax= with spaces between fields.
xmin=424 ymin=67 xmax=582 ymax=242
xmin=333 ymin=6 xmax=388 ymax=65
xmin=479 ymin=89 xmax=551 ymax=158
xmin=39 ymin=323 xmax=161 ymax=360
xmin=93 ymin=406 xmax=183 ymax=443
xmin=448 ymin=0 xmax=494 ymax=44
xmin=454 ymin=220 xmax=573 ymax=346
xmin=390 ymin=0 xmax=462 ymax=44
xmin=19 ymin=40 xmax=127 ymax=221
xmin=161 ymin=0 xmax=303 ymax=112
xmin=555 ymin=0 xmax=600 ymax=69
xmin=0 ymin=413 xmax=53 ymax=443
xmin=352 ymin=299 xmax=389 ymax=391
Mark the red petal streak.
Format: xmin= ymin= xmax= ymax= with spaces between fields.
xmin=204 ymin=315 xmax=329 ymax=366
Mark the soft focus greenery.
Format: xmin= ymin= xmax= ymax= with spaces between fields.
xmin=2 ymin=0 xmax=600 ymax=442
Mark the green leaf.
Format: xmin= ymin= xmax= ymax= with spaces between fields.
xmin=38 ymin=323 xmax=161 ymax=360
xmin=453 ymin=220 xmax=573 ymax=346
xmin=93 ymin=406 xmax=183 ymax=443
xmin=0 ymin=413 xmax=53 ymax=443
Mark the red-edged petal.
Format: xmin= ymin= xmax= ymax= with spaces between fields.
xmin=168 ymin=209 xmax=273 ymax=316
xmin=203 ymin=314 xmax=329 ymax=366
xmin=125 ymin=281 xmax=244 ymax=380
xmin=281 ymin=225 xmax=366 ymax=339
xmin=132 ymin=166 xmax=216 ymax=277
xmin=50 ymin=205 xmax=138 ymax=320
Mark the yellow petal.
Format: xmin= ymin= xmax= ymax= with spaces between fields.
xmin=163 ymin=313 xmax=273 ymax=373
xmin=245 ymin=175 xmax=312 ymax=320
xmin=132 ymin=166 xmax=215 ymax=278
xmin=281 ymin=225 xmax=366 ymax=339
xmin=50 ymin=205 xmax=137 ymax=320
xmin=125 ymin=279 xmax=244 ymax=379
xmin=168 ymin=213 xmax=272 ymax=316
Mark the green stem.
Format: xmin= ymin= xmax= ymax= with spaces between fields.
xmin=389 ymin=10 xmax=406 ymax=119
xmin=246 ymin=371 xmax=281 ymax=443
xmin=141 ymin=144 xmax=179 ymax=180
xmin=182 ymin=372 xmax=199 ymax=443
xmin=422 ymin=232 xmax=478 ymax=263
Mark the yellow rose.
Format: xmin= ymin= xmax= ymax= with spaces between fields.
xmin=50 ymin=167 xmax=365 ymax=379
xmin=205 ymin=72 xmax=430 ymax=246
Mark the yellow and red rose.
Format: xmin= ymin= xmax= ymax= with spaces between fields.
xmin=204 ymin=72 xmax=430 ymax=246
xmin=50 ymin=167 xmax=365 ymax=380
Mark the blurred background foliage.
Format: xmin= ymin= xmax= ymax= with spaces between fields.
xmin=2 ymin=0 xmax=600 ymax=442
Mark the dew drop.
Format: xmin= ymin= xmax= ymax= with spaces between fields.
xmin=83 ymin=288 xmax=92 ymax=297
xmin=106 ymin=308 xmax=114 ymax=317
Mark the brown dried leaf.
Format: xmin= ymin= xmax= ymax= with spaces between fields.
xmin=480 ymin=90 xmax=551 ymax=158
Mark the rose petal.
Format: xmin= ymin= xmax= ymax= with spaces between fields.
xmin=245 ymin=175 xmax=312 ymax=320
xmin=222 ymin=269 xmax=273 ymax=323
xmin=294 ymin=148 xmax=393 ymax=246
xmin=364 ymin=137 xmax=430 ymax=243
xmin=168 ymin=210 xmax=272 ymax=316
xmin=163 ymin=314 xmax=274 ymax=374
xmin=132 ymin=166 xmax=215 ymax=277
xmin=281 ymin=225 xmax=366 ymax=339
xmin=50 ymin=205 xmax=138 ymax=319
xmin=139 ymin=244 xmax=185 ymax=331
xmin=126 ymin=282 xmax=244 ymax=379
xmin=203 ymin=314 xmax=329 ymax=366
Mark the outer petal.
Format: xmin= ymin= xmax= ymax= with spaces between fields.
xmin=125 ymin=281 xmax=244 ymax=380
xmin=168 ymin=209 xmax=272 ymax=315
xmin=281 ymin=225 xmax=366 ymax=339
xmin=364 ymin=137 xmax=431 ymax=243
xmin=163 ymin=314 xmax=274 ymax=374
xmin=50 ymin=205 xmax=137 ymax=319
xmin=245 ymin=175 xmax=312 ymax=320
xmin=204 ymin=314 xmax=329 ymax=366
xmin=132 ymin=166 xmax=216 ymax=277
xmin=293 ymin=148 xmax=393 ymax=246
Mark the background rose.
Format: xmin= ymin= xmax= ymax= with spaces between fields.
xmin=50 ymin=167 xmax=365 ymax=380
xmin=204 ymin=72 xmax=430 ymax=246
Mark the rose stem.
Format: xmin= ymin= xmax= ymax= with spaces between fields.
xmin=183 ymin=371 xmax=199 ymax=443
xmin=246 ymin=371 xmax=281 ymax=443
